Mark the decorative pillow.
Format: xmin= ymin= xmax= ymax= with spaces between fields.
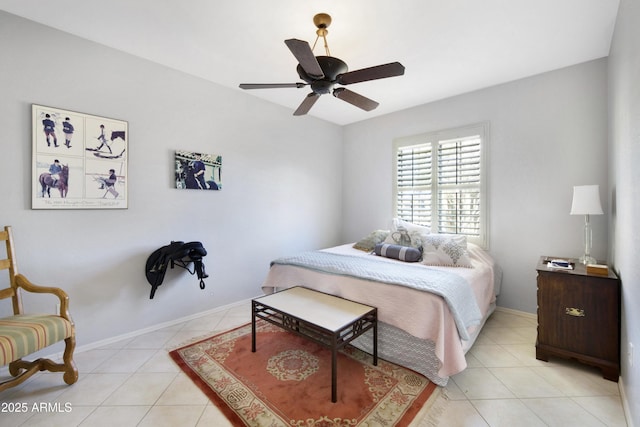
xmin=421 ymin=234 xmax=473 ymax=267
xmin=374 ymin=243 xmax=423 ymax=262
xmin=352 ymin=230 xmax=390 ymax=252
xmin=389 ymin=218 xmax=430 ymax=235
xmin=383 ymin=219 xmax=427 ymax=249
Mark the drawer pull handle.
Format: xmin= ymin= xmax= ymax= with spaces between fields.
xmin=565 ymin=307 xmax=585 ymax=317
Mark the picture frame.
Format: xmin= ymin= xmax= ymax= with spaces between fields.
xmin=32 ymin=104 xmax=128 ymax=209
xmin=175 ymin=150 xmax=222 ymax=190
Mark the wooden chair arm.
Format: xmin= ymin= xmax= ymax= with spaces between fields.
xmin=14 ymin=274 xmax=73 ymax=324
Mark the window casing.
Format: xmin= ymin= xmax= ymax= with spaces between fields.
xmin=393 ymin=123 xmax=489 ymax=248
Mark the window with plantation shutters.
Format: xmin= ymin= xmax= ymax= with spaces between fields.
xmin=393 ymin=123 xmax=488 ymax=248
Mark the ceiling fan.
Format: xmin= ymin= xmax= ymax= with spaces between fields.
xmin=239 ymin=13 xmax=405 ymax=116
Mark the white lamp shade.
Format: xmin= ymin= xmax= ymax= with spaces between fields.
xmin=570 ymin=185 xmax=604 ymax=215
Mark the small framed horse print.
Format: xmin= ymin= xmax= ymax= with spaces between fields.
xmin=32 ymin=104 xmax=128 ymax=209
xmin=175 ymin=150 xmax=222 ymax=191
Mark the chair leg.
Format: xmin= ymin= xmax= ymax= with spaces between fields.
xmin=62 ymin=336 xmax=78 ymax=385
xmin=8 ymin=359 xmax=28 ymax=377
xmin=0 ymin=361 xmax=41 ymax=392
xmin=1 ymin=336 xmax=78 ymax=391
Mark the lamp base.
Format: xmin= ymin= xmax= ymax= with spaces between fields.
xmin=578 ymin=254 xmax=597 ymax=265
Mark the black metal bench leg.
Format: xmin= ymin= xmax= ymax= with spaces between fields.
xmin=251 ymin=302 xmax=257 ymax=352
xmin=373 ymin=316 xmax=378 ymax=366
xmin=331 ymin=336 xmax=337 ymax=403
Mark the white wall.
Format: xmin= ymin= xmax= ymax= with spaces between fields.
xmin=609 ymin=0 xmax=640 ymax=424
xmin=0 ymin=12 xmax=343 ymax=347
xmin=341 ymin=59 xmax=609 ymax=314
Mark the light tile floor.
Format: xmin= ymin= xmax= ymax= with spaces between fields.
xmin=440 ymin=310 xmax=627 ymax=427
xmin=0 ymin=305 xmax=628 ymax=426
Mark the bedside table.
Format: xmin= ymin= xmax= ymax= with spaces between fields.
xmin=535 ymin=256 xmax=620 ymax=381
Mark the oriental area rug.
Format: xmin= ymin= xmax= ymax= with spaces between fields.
xmin=169 ymin=320 xmax=441 ymax=426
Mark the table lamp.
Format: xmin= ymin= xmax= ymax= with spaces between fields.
xmin=570 ymin=185 xmax=603 ymax=265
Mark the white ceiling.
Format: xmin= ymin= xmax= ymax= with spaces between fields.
xmin=1 ymin=0 xmax=620 ymax=125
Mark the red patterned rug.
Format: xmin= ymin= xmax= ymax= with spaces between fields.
xmin=169 ymin=320 xmax=439 ymax=426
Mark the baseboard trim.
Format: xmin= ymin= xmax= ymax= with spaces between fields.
xmin=494 ymin=305 xmax=537 ymax=320
xmin=74 ymin=296 xmax=256 ymax=354
xmin=619 ymin=376 xmax=634 ymax=427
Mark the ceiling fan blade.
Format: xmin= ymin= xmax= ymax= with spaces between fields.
xmin=336 ymin=62 xmax=405 ymax=85
xmin=285 ymin=39 xmax=325 ymax=79
xmin=333 ymin=88 xmax=379 ymax=111
xmin=239 ymin=83 xmax=307 ymax=90
xmin=293 ymin=92 xmax=321 ymax=116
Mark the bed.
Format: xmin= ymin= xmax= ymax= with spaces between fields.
xmin=260 ymin=232 xmax=501 ymax=386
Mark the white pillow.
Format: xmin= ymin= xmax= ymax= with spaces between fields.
xmin=389 ymin=218 xmax=430 ymax=235
xmin=421 ymin=234 xmax=472 ymax=267
xmin=383 ymin=219 xmax=428 ymax=249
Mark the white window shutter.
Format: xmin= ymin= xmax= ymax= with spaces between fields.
xmin=393 ymin=123 xmax=488 ymax=248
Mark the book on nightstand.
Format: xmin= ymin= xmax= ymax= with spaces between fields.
xmin=586 ymin=263 xmax=609 ymax=276
xmin=546 ymin=259 xmax=573 ymax=270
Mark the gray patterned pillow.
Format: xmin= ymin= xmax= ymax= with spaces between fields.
xmin=352 ymin=230 xmax=390 ymax=252
xmin=374 ymin=243 xmax=422 ymax=262
xmin=421 ymin=234 xmax=472 ymax=267
xmin=383 ymin=226 xmax=426 ymax=249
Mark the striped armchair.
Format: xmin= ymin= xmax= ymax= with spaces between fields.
xmin=0 ymin=226 xmax=78 ymax=392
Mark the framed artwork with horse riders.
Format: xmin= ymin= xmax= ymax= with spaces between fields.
xmin=175 ymin=150 xmax=222 ymax=191
xmin=31 ymin=104 xmax=128 ymax=209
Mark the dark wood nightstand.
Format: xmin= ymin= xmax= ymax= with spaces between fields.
xmin=535 ymin=256 xmax=620 ymax=381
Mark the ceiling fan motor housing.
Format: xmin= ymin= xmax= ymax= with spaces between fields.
xmin=297 ymin=56 xmax=348 ymax=94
